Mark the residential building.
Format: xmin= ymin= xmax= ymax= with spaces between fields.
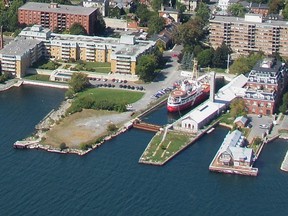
xmin=18 ymin=2 xmax=98 ymax=35
xmin=243 ymin=58 xmax=288 ymax=115
xmin=216 ymin=130 xmax=253 ymax=167
xmin=0 ymin=38 xmax=43 ymax=78
xmin=178 ymin=0 xmax=197 ymax=12
xmin=209 ymin=14 xmax=288 ymax=57
xmin=217 ymin=0 xmax=239 ymax=12
xmin=0 ymin=25 xmax=155 ymax=78
xmin=83 ymin=0 xmax=109 ymax=17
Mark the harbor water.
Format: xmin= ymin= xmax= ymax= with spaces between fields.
xmin=0 ymin=85 xmax=288 ymax=216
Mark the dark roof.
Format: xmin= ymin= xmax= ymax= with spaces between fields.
xmin=252 ymin=58 xmax=283 ymax=74
xmin=250 ymin=3 xmax=269 ymax=9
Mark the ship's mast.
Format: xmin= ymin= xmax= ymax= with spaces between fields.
xmin=192 ymin=58 xmax=198 ymax=80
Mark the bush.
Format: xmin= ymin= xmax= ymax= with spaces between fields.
xmin=80 ymin=143 xmax=93 ymax=151
xmin=59 ymin=142 xmax=67 ymax=151
xmin=253 ymin=137 xmax=262 ymax=146
xmin=107 ymin=124 xmax=117 ymax=132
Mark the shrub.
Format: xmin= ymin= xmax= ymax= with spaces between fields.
xmin=59 ymin=142 xmax=67 ymax=151
xmin=107 ymin=124 xmax=117 ymax=132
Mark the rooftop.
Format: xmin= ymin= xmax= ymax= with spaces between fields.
xmin=0 ymin=38 xmax=40 ymax=56
xmin=19 ymin=2 xmax=97 ymax=16
xmin=210 ymin=14 xmax=288 ymax=26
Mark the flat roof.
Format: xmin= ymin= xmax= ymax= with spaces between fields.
xmin=210 ymin=15 xmax=288 ymax=26
xmin=0 ymin=38 xmax=40 ymax=56
xmin=19 ymin=2 xmax=97 ymax=16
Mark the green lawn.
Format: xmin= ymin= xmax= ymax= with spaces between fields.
xmin=71 ymin=61 xmax=111 ymax=73
xmin=141 ymin=131 xmax=191 ymax=163
xmin=24 ymin=74 xmax=50 ymax=81
xmin=78 ymin=88 xmax=144 ymax=103
xmin=67 ymin=88 xmax=144 ymax=114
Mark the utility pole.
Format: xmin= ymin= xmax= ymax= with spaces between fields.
xmin=226 ymin=54 xmax=231 ymax=74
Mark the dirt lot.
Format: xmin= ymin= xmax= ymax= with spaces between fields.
xmin=43 ymin=109 xmax=131 ymax=148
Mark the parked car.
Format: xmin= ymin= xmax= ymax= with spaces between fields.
xmin=259 ymin=124 xmax=269 ymax=129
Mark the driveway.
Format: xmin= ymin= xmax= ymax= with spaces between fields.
xmin=247 ymin=114 xmax=274 ymax=142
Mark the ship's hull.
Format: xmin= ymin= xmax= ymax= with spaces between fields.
xmin=167 ymin=91 xmax=209 ymax=112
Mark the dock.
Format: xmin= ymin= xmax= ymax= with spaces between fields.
xmin=13 ymin=140 xmax=39 ymax=149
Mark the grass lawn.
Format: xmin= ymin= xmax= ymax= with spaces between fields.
xmin=141 ymin=131 xmax=191 ymax=163
xmin=24 ymin=74 xmax=50 ymax=81
xmin=77 ymin=88 xmax=144 ymax=105
xmin=71 ymin=61 xmax=111 ymax=73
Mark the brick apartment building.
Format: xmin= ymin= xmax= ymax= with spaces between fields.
xmin=18 ymin=2 xmax=98 ymax=35
xmin=209 ymin=14 xmax=288 ymax=57
xmin=243 ymin=58 xmax=288 ymax=115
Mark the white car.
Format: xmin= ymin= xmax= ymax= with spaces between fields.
xmin=259 ymin=124 xmax=269 ymax=129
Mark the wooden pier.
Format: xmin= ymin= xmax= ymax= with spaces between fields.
xmin=13 ymin=140 xmax=39 ymax=149
xmin=133 ymin=121 xmax=162 ymax=132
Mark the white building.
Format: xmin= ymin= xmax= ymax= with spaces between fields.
xmin=217 ymin=0 xmax=239 ymax=11
xmin=82 ymin=0 xmax=109 ymax=17
xmin=177 ymin=74 xmax=248 ymax=133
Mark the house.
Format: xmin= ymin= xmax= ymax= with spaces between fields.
xmin=83 ymin=0 xmax=109 ymax=17
xmin=217 ymin=130 xmax=253 ymax=167
xmin=178 ymin=0 xmax=197 ymax=12
xmin=217 ymin=0 xmax=239 ymax=12
xmin=158 ymin=6 xmax=180 ymax=23
xmin=233 ymin=116 xmax=248 ymax=128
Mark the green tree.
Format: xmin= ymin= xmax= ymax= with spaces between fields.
xmin=282 ymin=3 xmax=288 ymax=19
xmin=68 ymin=72 xmax=90 ymax=93
xmin=268 ymin=0 xmax=284 ymax=14
xmin=136 ymin=4 xmax=153 ymax=27
xmin=94 ymin=11 xmax=106 ymax=35
xmin=59 ymin=142 xmax=67 ymax=151
xmin=173 ymin=17 xmax=204 ymax=49
xmin=69 ymin=23 xmax=87 ymax=35
xmin=230 ymin=98 xmax=247 ymax=118
xmin=151 ymin=0 xmax=162 ymax=11
xmin=279 ymin=92 xmax=288 ymax=114
xmin=148 ymin=15 xmax=165 ymax=35
xmin=107 ymin=124 xmax=118 ymax=132
xmin=228 ymin=3 xmax=247 ymax=17
xmin=196 ymin=2 xmax=210 ymax=23
xmin=229 ymin=52 xmax=264 ymax=75
xmin=197 ymin=48 xmax=214 ymax=67
xmin=136 ymin=54 xmax=157 ymax=82
xmin=212 ymin=42 xmax=231 ymax=68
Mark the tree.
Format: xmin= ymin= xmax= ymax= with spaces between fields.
xmin=136 ymin=4 xmax=153 ymax=27
xmin=212 ymin=42 xmax=231 ymax=69
xmin=94 ymin=11 xmax=106 ymax=35
xmin=197 ymin=48 xmax=214 ymax=68
xmin=173 ymin=17 xmax=204 ymax=49
xmin=107 ymin=124 xmax=118 ymax=132
xmin=228 ymin=3 xmax=247 ymax=17
xmin=196 ymin=2 xmax=210 ymax=23
xmin=230 ymin=98 xmax=247 ymax=118
xmin=229 ymin=52 xmax=264 ymax=75
xmin=279 ymin=92 xmax=288 ymax=114
xmin=59 ymin=142 xmax=67 ymax=151
xmin=68 ymin=72 xmax=90 ymax=93
xmin=268 ymin=0 xmax=284 ymax=14
xmin=147 ymin=15 xmax=165 ymax=35
xmin=282 ymin=3 xmax=288 ymax=19
xmin=151 ymin=0 xmax=162 ymax=12
xmin=136 ymin=54 xmax=157 ymax=82
xmin=69 ymin=23 xmax=87 ymax=35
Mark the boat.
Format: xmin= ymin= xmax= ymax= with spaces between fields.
xmin=167 ymin=75 xmax=210 ymax=112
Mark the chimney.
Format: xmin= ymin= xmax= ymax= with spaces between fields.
xmin=50 ymin=2 xmax=59 ymax=8
xmin=0 ymin=26 xmax=3 ymax=50
xmin=209 ymin=71 xmax=216 ymax=102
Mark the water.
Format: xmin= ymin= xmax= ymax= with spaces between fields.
xmin=0 ymin=85 xmax=288 ymax=216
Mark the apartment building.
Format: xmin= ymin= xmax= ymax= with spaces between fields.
xmin=0 ymin=25 xmax=155 ymax=77
xmin=209 ymin=14 xmax=288 ymax=57
xmin=0 ymin=38 xmax=43 ymax=78
xmin=243 ymin=58 xmax=288 ymax=115
xmin=18 ymin=2 xmax=98 ymax=35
